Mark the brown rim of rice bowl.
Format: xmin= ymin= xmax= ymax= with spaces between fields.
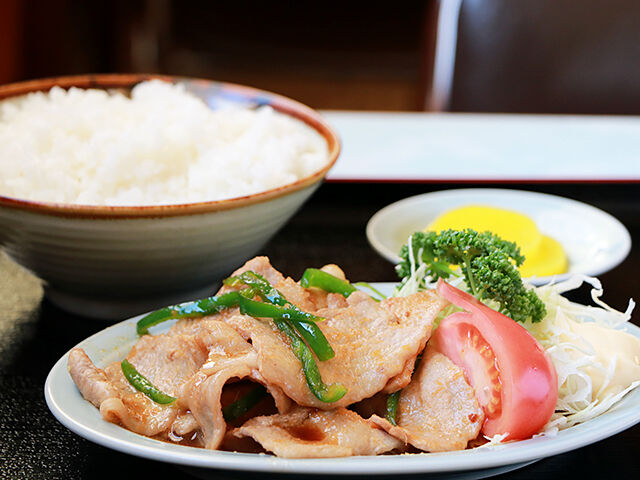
xmin=0 ymin=74 xmax=340 ymax=219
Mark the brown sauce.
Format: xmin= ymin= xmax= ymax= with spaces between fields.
xmin=286 ymin=424 xmax=325 ymax=442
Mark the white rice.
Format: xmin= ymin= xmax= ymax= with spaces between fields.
xmin=0 ymin=80 xmax=329 ymax=206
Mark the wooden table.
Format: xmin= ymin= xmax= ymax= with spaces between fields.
xmin=1 ymin=182 xmax=638 ymax=479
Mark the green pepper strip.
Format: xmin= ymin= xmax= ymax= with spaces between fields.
xmin=385 ymin=391 xmax=401 ymax=426
xmin=121 ymin=359 xmax=176 ymax=405
xmin=273 ymin=316 xmax=346 ymax=403
xmin=225 ymin=271 xmax=321 ymax=318
xmin=136 ymin=289 xmax=255 ymax=335
xmin=225 ymin=272 xmax=335 ymax=361
xmin=225 ymin=272 xmax=344 ymax=402
xmin=236 ymin=296 xmax=335 ymax=361
xmin=300 ymin=268 xmax=357 ymax=298
xmin=222 ymin=385 xmax=268 ymax=422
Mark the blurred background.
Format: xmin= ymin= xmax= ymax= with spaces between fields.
xmin=2 ymin=0 xmax=640 ymax=114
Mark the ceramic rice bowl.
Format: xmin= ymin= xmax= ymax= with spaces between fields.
xmin=0 ymin=75 xmax=339 ymax=319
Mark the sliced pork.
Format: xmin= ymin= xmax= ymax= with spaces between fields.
xmin=68 ymin=319 xmax=286 ymax=446
xmin=227 ymin=256 xmax=350 ymax=312
xmin=226 ymin=256 xmax=318 ymax=312
xmin=224 ymin=287 xmax=445 ymax=409
xmin=98 ymin=363 xmax=179 ymax=437
xmin=233 ymin=407 xmax=404 ymax=458
xmin=370 ymin=348 xmax=484 ymax=452
xmin=70 ymin=332 xmax=213 ymax=438
xmin=68 ymin=348 xmax=118 ymax=407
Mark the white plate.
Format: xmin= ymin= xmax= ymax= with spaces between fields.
xmin=45 ymin=283 xmax=640 ymax=478
xmin=366 ymin=188 xmax=631 ymax=285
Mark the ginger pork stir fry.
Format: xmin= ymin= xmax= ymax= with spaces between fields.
xmin=69 ymin=256 xmax=488 ymax=458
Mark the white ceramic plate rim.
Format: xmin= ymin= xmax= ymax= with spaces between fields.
xmin=45 ymin=282 xmax=640 ymax=475
xmin=366 ymin=188 xmax=632 ymax=286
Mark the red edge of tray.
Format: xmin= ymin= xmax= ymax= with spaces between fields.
xmin=326 ymin=177 xmax=640 ymax=184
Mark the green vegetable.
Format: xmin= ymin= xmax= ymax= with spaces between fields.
xmin=136 ymin=269 xmax=345 ymax=404
xmin=225 ymin=271 xmax=323 ymax=321
xmin=225 ymin=271 xmax=344 ymax=402
xmin=121 ymin=359 xmax=176 ymax=405
xmin=353 ymin=282 xmax=387 ymax=301
xmin=222 ymin=385 xmax=268 ymax=421
xmin=225 ymin=271 xmax=335 ymax=361
xmin=236 ymin=296 xmax=335 ymax=361
xmin=300 ymin=268 xmax=357 ymax=298
xmin=136 ymin=289 xmax=256 ymax=335
xmin=385 ymin=391 xmax=401 ymax=425
xmin=396 ymin=229 xmax=546 ymax=323
xmin=225 ymin=271 xmax=287 ymax=304
xmin=274 ymin=317 xmax=347 ymax=403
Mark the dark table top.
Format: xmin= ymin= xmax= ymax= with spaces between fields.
xmin=1 ymin=182 xmax=639 ymax=479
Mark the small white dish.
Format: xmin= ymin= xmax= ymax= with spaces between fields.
xmin=366 ymin=188 xmax=631 ymax=285
xmin=45 ymin=283 xmax=640 ymax=478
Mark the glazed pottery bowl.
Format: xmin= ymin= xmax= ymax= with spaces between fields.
xmin=0 ymin=74 xmax=339 ymax=319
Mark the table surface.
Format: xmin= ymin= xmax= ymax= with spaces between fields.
xmin=1 ymin=182 xmax=639 ymax=480
xmin=323 ymin=112 xmax=640 ymax=182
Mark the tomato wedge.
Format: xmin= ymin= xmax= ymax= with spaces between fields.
xmin=430 ymin=279 xmax=557 ymax=440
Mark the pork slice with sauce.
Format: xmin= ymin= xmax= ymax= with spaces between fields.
xmin=370 ymin=347 xmax=484 ymax=452
xmin=233 ymin=406 xmax=404 ymax=458
xmin=224 ymin=287 xmax=446 ymax=409
xmin=68 ymin=319 xmax=289 ymax=448
xmin=224 ymin=256 xmax=350 ymax=312
xmin=175 ymin=320 xmax=291 ymax=449
xmin=68 ymin=331 xmax=209 ymax=438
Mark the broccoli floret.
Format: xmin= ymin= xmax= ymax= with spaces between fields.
xmin=396 ymin=229 xmax=546 ymax=323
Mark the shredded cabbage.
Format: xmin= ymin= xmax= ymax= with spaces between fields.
xmin=523 ymin=275 xmax=638 ymax=433
xmin=477 ymin=433 xmax=510 ymax=448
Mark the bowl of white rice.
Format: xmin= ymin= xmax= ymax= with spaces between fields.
xmin=0 ymin=74 xmax=339 ymax=318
